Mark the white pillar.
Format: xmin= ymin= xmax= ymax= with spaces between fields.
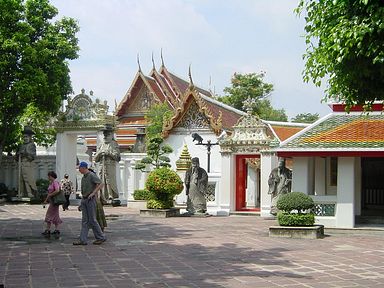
xmin=292 ymin=157 xmax=311 ymax=194
xmin=260 ymin=153 xmax=277 ymax=217
xmin=56 ymin=132 xmax=77 ymax=182
xmin=219 ymin=153 xmax=233 ymax=215
xmin=314 ymin=157 xmax=326 ymax=195
xmin=336 ymin=157 xmax=355 ymax=228
xmin=175 ymin=170 xmax=187 ymax=204
xmin=354 ymin=157 xmax=362 ymax=216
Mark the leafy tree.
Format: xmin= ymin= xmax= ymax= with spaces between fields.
xmin=134 ymin=136 xmax=173 ymax=172
xmin=145 ymin=103 xmax=173 ymax=140
xmin=218 ymin=72 xmax=288 ymax=121
xmin=291 ymin=113 xmax=319 ymax=123
xmin=0 ymin=0 xmax=79 ymax=158
xmin=296 ymin=0 xmax=384 ymax=110
xmin=257 ymin=99 xmax=288 ymax=122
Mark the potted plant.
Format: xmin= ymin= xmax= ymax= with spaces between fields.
xmin=276 ymin=192 xmax=315 ymax=226
xmin=269 ymin=192 xmax=324 ymax=238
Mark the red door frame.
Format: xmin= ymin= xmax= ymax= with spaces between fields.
xmin=235 ymin=154 xmax=260 ymax=211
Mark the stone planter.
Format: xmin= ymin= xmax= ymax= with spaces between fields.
xmin=127 ymin=200 xmax=147 ymax=210
xmin=140 ymin=208 xmax=180 ymax=218
xmin=269 ymin=225 xmax=324 ymax=239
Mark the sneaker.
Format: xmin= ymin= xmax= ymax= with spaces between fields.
xmin=73 ymin=240 xmax=87 ymax=245
xmin=93 ymin=239 xmax=106 ymax=245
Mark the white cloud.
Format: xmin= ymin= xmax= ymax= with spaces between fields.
xmin=51 ymin=0 xmax=328 ymax=119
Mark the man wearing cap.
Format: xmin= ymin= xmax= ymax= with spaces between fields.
xmin=73 ymin=161 xmax=106 ymax=245
xmin=94 ymin=125 xmax=121 ymax=204
xmin=16 ymin=126 xmax=38 ymax=198
xmin=60 ymin=173 xmax=74 ymax=211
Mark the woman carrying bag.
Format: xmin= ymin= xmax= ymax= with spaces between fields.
xmin=42 ymin=171 xmax=63 ymax=236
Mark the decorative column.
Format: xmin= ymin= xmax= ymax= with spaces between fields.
xmin=175 ymin=144 xmax=192 ymax=204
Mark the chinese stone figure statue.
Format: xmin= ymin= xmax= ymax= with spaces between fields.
xmin=94 ymin=125 xmax=121 ymax=205
xmin=16 ymin=126 xmax=38 ymax=198
xmin=268 ymin=158 xmax=292 ymax=215
xmin=184 ymin=157 xmax=208 ymax=215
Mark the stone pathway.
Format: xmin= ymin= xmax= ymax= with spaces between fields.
xmin=1 ymin=203 xmax=384 ymax=287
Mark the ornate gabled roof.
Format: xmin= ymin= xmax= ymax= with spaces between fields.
xmin=116 ymin=71 xmax=145 ymax=117
xmin=162 ymin=86 xmax=234 ymax=137
xmin=219 ymin=112 xmax=274 ymax=154
xmin=278 ymin=112 xmax=384 ymax=152
xmin=149 ymin=68 xmax=179 ymax=109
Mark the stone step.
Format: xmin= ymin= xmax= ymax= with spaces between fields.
xmin=356 ymin=216 xmax=384 ymax=224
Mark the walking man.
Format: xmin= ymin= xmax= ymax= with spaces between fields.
xmin=73 ymin=162 xmax=106 ymax=245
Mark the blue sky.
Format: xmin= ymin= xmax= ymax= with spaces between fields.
xmin=51 ymin=0 xmax=331 ymax=119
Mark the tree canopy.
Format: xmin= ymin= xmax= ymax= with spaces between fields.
xmin=291 ymin=112 xmax=319 ymax=123
xmin=0 ymin=0 xmax=79 ymax=155
xmin=296 ymin=0 xmax=384 ymax=110
xmin=218 ymin=72 xmax=288 ymax=121
xmin=144 ymin=102 xmax=173 ymax=140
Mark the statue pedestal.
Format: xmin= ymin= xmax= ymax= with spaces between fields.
xmin=140 ymin=208 xmax=180 ymax=218
xmin=127 ymin=200 xmax=147 ymax=210
xmin=111 ymin=199 xmax=121 ymax=207
xmin=269 ymin=225 xmax=324 ymax=239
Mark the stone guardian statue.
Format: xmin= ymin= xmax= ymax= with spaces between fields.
xmin=184 ymin=157 xmax=208 ymax=215
xmin=268 ymin=158 xmax=292 ymax=215
xmin=16 ymin=126 xmax=38 ymax=198
xmin=94 ymin=124 xmax=121 ymax=206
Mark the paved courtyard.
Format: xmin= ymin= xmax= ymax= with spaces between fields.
xmin=1 ymin=203 xmax=384 ymax=288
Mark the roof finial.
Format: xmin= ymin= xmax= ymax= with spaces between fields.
xmin=243 ymin=97 xmax=255 ymax=114
xmin=160 ymin=48 xmax=164 ymax=67
xmin=188 ymin=64 xmax=194 ymax=87
xmin=209 ymin=75 xmax=212 ymax=94
xmin=151 ymin=52 xmax=155 ymax=70
xmin=137 ymin=53 xmax=142 ymax=72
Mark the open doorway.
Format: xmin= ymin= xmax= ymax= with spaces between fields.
xmin=361 ymin=157 xmax=384 ymax=216
xmin=235 ymin=155 xmax=260 ymax=211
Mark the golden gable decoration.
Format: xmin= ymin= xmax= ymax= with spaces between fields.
xmin=162 ymin=87 xmax=223 ymax=137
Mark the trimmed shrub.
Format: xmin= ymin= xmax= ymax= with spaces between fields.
xmin=145 ymin=167 xmax=183 ymax=209
xmin=276 ymin=192 xmax=315 ymax=226
xmin=277 ymin=212 xmax=315 ymax=226
xmin=147 ymin=199 xmax=174 ymax=209
xmin=133 ymin=189 xmax=153 ymax=200
xmin=277 ymin=192 xmax=315 ymax=213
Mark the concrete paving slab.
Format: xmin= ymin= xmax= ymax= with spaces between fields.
xmin=1 ymin=203 xmax=384 ymax=287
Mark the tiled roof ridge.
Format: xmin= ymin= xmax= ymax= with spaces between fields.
xmin=279 ymin=113 xmax=334 ymax=147
xmin=150 ymin=68 xmax=180 ymax=108
xmin=167 ymin=70 xmax=212 ymax=96
xmin=200 ymin=94 xmax=246 ymax=116
xmin=262 ymin=120 xmax=310 ymax=127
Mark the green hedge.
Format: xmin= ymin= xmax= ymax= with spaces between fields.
xmin=276 ymin=192 xmax=315 ymax=226
xmin=277 ymin=192 xmax=314 ymax=213
xmin=277 ymin=212 xmax=315 ymax=226
xmin=132 ymin=189 xmax=153 ymax=200
xmin=147 ymin=199 xmax=174 ymax=209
